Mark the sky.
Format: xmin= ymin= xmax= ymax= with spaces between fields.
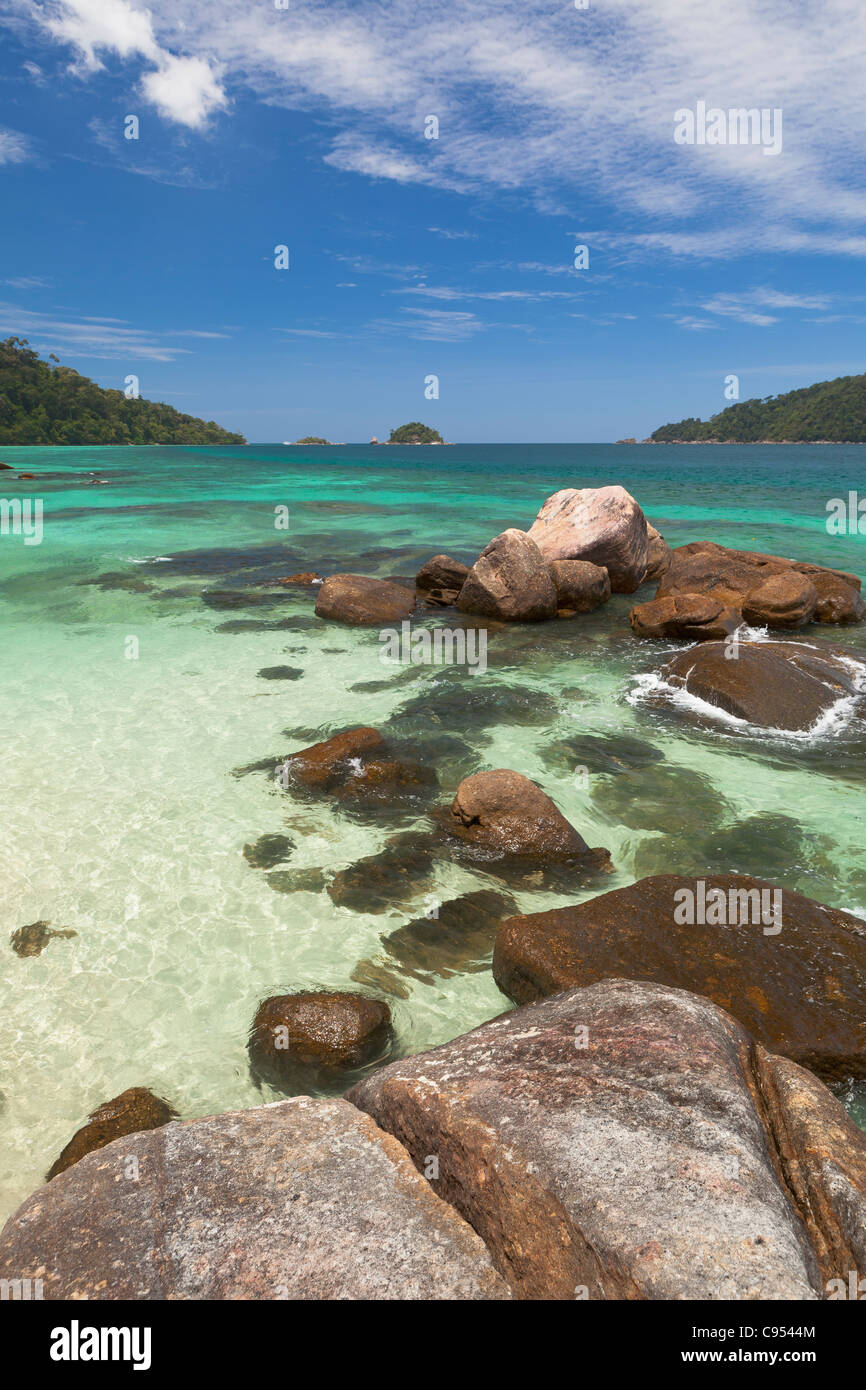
xmin=0 ymin=0 xmax=865 ymax=442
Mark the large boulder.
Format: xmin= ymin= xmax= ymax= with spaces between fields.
xmin=350 ymin=979 xmax=866 ymax=1299
xmin=457 ymin=529 xmax=557 ymax=621
xmin=0 ymin=1099 xmax=510 ymax=1299
xmin=741 ymin=572 xmax=818 ymax=628
xmin=492 ymin=873 xmax=866 ymax=1081
xmin=415 ymin=554 xmax=469 ymax=598
xmin=277 ymin=726 xmax=436 ymax=809
xmin=657 ymin=541 xmax=863 ymax=627
xmin=548 ymin=559 xmax=611 ymax=614
xmin=527 ymin=485 xmax=649 ymax=592
xmin=659 ymin=639 xmax=865 ymax=732
xmin=46 ymin=1089 xmax=176 ymax=1181
xmin=249 ymin=991 xmax=392 ymax=1088
xmin=315 ymin=574 xmax=416 ymax=625
xmin=629 ymin=593 xmax=741 ymax=640
xmin=281 ymin=726 xmax=385 ymax=790
xmin=644 ymin=523 xmax=673 ymax=582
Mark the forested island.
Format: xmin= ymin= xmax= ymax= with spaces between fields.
xmin=0 ymin=338 xmax=246 ymax=445
xmin=386 ymin=422 xmax=446 ymax=444
xmin=651 ymin=372 xmax=866 ymax=443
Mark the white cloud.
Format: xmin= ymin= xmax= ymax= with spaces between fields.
xmin=0 ymin=303 xmax=201 ymax=360
xmin=140 ymin=54 xmax=227 ymax=129
xmin=0 ymin=127 xmax=34 ymax=165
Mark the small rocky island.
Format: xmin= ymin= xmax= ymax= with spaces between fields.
xmin=379 ymin=421 xmax=450 ymax=444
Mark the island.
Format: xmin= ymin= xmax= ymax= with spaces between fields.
xmin=293 ymin=436 xmax=333 ymax=445
xmin=383 ymin=421 xmax=449 ymax=444
xmin=649 ymin=371 xmax=866 ymax=443
xmin=0 ymin=337 xmax=246 ymax=445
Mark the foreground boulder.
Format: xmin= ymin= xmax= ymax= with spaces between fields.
xmin=659 ymin=639 xmax=865 ymax=732
xmin=249 ymin=991 xmax=392 ymax=1088
xmin=281 ymin=726 xmax=385 ymax=790
xmin=548 ymin=559 xmax=610 ymax=614
xmin=493 ymin=873 xmax=866 ymax=1081
xmin=657 ymin=541 xmax=863 ymax=626
xmin=0 ymin=1099 xmax=509 ymax=1299
xmin=315 ymin=574 xmax=416 ymax=625
xmin=350 ymin=979 xmax=866 ymax=1299
xmin=630 ymin=594 xmax=741 ymax=640
xmin=457 ymin=529 xmax=557 ymax=621
xmin=437 ymin=769 xmax=610 ymax=872
xmin=47 ymin=1089 xmax=176 ymax=1181
xmin=741 ymin=572 xmax=818 ymax=628
xmin=644 ymin=523 xmax=673 ymax=581
xmin=527 ymin=485 xmax=649 ymax=592
xmin=415 ymin=554 xmax=469 ymax=604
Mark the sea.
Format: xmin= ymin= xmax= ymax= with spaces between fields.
xmin=1 ymin=441 xmax=864 ymax=1222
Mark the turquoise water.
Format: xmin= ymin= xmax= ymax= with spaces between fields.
xmin=1 ymin=442 xmax=865 ymax=1220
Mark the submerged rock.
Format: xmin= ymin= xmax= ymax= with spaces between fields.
xmin=47 ymin=1088 xmax=176 ymax=1181
xmin=265 ymin=866 xmax=329 ymax=894
xmin=281 ymin=726 xmax=385 ymax=790
xmin=527 ymin=485 xmax=649 ymax=593
xmin=0 ymin=1099 xmax=509 ymax=1299
xmin=242 ymin=833 xmax=295 ymax=869
xmin=257 ymin=665 xmax=304 ymax=680
xmin=327 ymin=834 xmax=435 ymax=913
xmin=349 ymin=979 xmax=866 ymax=1299
xmin=457 ymin=528 xmax=557 ymax=622
xmin=315 ymin=574 xmax=416 ymax=625
xmin=352 ymin=889 xmax=516 ymax=993
xmin=249 ymin=991 xmax=392 ymax=1088
xmin=659 ymin=639 xmax=865 ymax=732
xmin=492 ymin=873 xmax=866 ymax=1082
xmin=10 ymin=920 xmax=77 ymax=958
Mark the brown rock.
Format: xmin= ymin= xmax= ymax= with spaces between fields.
xmin=327 ymin=834 xmax=435 ymax=913
xmin=352 ymin=889 xmax=516 ymax=993
xmin=457 ymin=529 xmax=557 ymax=622
xmin=349 ymin=979 xmax=865 ymax=1299
xmin=315 ymin=574 xmax=416 ymax=625
xmin=644 ymin=523 xmax=673 ymax=582
xmin=809 ymin=571 xmax=866 ymax=625
xmin=47 ymin=1088 xmax=176 ymax=1181
xmin=527 ymin=485 xmax=649 ymax=592
xmin=629 ymin=593 xmax=741 ymax=640
xmin=10 ymin=920 xmax=77 ymax=958
xmin=548 ymin=559 xmax=611 ymax=614
xmin=281 ymin=726 xmax=385 ymax=790
xmin=415 ymin=554 xmax=470 ymax=593
xmin=659 ymin=639 xmax=864 ymax=731
xmin=333 ymin=758 xmax=438 ymax=805
xmin=492 ymin=873 xmax=866 ymax=1081
xmin=0 ymin=1099 xmax=510 ymax=1299
xmin=742 ymin=573 xmax=818 ymax=628
xmin=438 ymin=768 xmax=608 ymax=865
xmin=249 ymin=991 xmax=392 ymax=1086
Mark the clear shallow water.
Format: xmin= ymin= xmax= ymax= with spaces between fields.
xmin=1 ymin=442 xmax=865 ymax=1221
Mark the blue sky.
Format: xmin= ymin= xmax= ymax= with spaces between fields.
xmin=1 ymin=0 xmax=865 ymax=441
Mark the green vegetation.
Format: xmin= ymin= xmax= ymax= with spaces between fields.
xmin=0 ymin=337 xmax=246 ymax=445
xmin=387 ymin=421 xmax=444 ymax=444
xmin=651 ymin=372 xmax=866 ymax=443
xmin=295 ymin=436 xmax=331 ymax=445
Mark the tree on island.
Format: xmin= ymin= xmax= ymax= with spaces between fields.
xmin=650 ymin=371 xmax=866 ymax=443
xmin=295 ymin=436 xmax=331 ymax=445
xmin=387 ymin=421 xmax=444 ymax=444
xmin=0 ymin=337 xmax=246 ymax=445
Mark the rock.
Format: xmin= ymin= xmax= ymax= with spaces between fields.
xmin=457 ymin=529 xmax=557 ymax=622
xmin=352 ymin=889 xmax=516 ymax=993
xmin=742 ymin=573 xmax=818 ymax=628
xmin=333 ymin=758 xmax=439 ymax=807
xmin=548 ymin=559 xmax=611 ymax=614
xmin=249 ymin=991 xmax=392 ymax=1087
xmin=630 ymin=593 xmax=741 ymax=640
xmin=659 ymin=639 xmax=865 ymax=732
xmin=242 ymin=833 xmax=294 ymax=869
xmin=657 ymin=541 xmax=862 ymax=628
xmin=327 ymin=834 xmax=435 ymax=913
xmin=527 ymin=485 xmax=649 ymax=592
xmin=315 ymin=574 xmax=416 ymax=626
xmin=10 ymin=920 xmax=77 ymax=958
xmin=257 ymin=665 xmax=304 ymax=680
xmin=281 ymin=727 xmax=385 ymax=790
xmin=539 ymin=730 xmax=664 ymax=777
xmin=811 ymin=571 xmax=866 ymax=624
xmin=437 ymin=769 xmax=611 ymax=870
xmin=0 ymin=1098 xmax=509 ymax=1299
xmin=47 ymin=1089 xmax=176 ymax=1181
xmin=415 ymin=554 xmax=469 ymax=594
xmin=492 ymin=873 xmax=866 ymax=1082
xmin=644 ymin=523 xmax=673 ymax=582
xmin=350 ymin=979 xmax=866 ymax=1299
xmin=271 ymin=572 xmax=321 ymax=585
xmin=265 ymin=866 xmax=328 ymax=894
xmin=590 ymin=763 xmax=724 ymax=835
